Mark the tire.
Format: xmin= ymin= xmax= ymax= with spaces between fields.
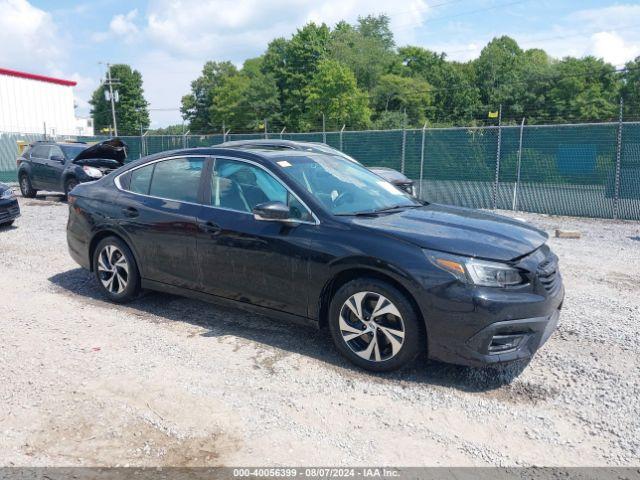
xmin=19 ymin=174 xmax=37 ymax=198
xmin=92 ymin=236 xmax=140 ymax=303
xmin=328 ymin=278 xmax=423 ymax=372
xmin=64 ymin=177 xmax=79 ymax=198
xmin=0 ymin=220 xmax=14 ymax=227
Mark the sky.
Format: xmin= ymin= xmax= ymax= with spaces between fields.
xmin=1 ymin=0 xmax=639 ymax=128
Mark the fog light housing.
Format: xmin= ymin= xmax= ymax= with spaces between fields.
xmin=488 ymin=334 xmax=524 ymax=354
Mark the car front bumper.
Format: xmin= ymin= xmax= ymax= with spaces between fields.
xmin=417 ymin=278 xmax=564 ymax=367
xmin=0 ymin=197 xmax=20 ymax=224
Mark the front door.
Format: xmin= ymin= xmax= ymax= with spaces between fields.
xmin=196 ymin=157 xmax=317 ymax=317
xmin=116 ymin=156 xmax=207 ymax=290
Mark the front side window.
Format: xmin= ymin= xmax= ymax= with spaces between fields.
xmin=30 ymin=145 xmax=50 ymax=159
xmin=275 ymin=153 xmax=419 ymax=215
xmin=211 ymin=158 xmax=313 ymax=222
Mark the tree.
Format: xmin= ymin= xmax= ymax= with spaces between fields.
xmin=622 ymin=56 xmax=640 ymax=118
xmin=89 ymin=64 xmax=149 ymax=135
xmin=474 ymin=36 xmax=526 ymax=115
xmin=262 ymin=23 xmax=331 ymax=129
xmin=328 ymin=17 xmax=398 ymax=91
xmin=371 ymin=74 xmax=432 ymax=127
xmin=180 ymin=61 xmax=237 ymax=133
xmin=304 ymin=59 xmax=371 ymax=130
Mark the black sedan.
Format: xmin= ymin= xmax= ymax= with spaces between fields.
xmin=66 ymin=145 xmax=563 ymax=372
xmin=0 ymin=183 xmax=20 ymax=226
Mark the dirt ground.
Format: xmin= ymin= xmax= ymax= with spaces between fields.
xmin=0 ymin=194 xmax=638 ymax=467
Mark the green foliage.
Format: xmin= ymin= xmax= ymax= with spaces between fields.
xmin=304 ymin=59 xmax=371 ymax=130
xmin=89 ymin=64 xmax=150 ymax=136
xmin=180 ymin=17 xmax=627 ymax=133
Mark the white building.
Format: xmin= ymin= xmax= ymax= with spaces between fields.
xmin=0 ymin=67 xmax=92 ymax=136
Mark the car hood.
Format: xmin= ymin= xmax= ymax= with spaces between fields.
xmin=369 ymin=167 xmax=413 ymax=185
xmin=73 ymin=138 xmax=128 ymax=167
xmin=352 ymin=204 xmax=548 ymax=261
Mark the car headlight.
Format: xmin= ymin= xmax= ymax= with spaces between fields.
xmin=1 ymin=188 xmax=16 ymax=200
xmin=82 ymin=166 xmax=103 ymax=179
xmin=425 ymin=250 xmax=524 ymax=287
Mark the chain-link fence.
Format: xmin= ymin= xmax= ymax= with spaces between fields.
xmin=1 ymin=121 xmax=639 ymax=220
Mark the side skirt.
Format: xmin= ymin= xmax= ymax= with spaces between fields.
xmin=141 ymin=278 xmax=320 ymax=329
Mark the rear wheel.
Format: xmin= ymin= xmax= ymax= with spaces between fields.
xmin=92 ymin=236 xmax=140 ymax=303
xmin=19 ymin=174 xmax=37 ymax=198
xmin=328 ymin=278 xmax=423 ymax=372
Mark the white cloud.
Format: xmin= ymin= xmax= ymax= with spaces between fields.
xmin=93 ymin=9 xmax=140 ymax=43
xmin=589 ymin=31 xmax=640 ymax=67
xmin=145 ymin=0 xmax=428 ymax=59
xmin=572 ymin=4 xmax=640 ymax=30
xmin=0 ymin=0 xmax=65 ymax=71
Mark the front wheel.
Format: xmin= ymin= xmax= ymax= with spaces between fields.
xmin=328 ymin=278 xmax=423 ymax=372
xmin=92 ymin=236 xmax=140 ymax=303
xmin=64 ymin=177 xmax=79 ymax=197
xmin=19 ymin=174 xmax=37 ymax=198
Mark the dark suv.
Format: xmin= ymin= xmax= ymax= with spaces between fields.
xmin=17 ymin=139 xmax=128 ymax=197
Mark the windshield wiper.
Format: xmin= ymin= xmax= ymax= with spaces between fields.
xmin=336 ymin=203 xmax=422 ymax=217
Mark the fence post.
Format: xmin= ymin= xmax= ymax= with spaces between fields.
xmin=183 ymin=130 xmax=190 ymax=149
xmin=613 ymin=97 xmax=624 ymax=220
xmin=322 ymin=113 xmax=326 ymax=144
xmin=264 ymin=119 xmax=268 ymax=139
xmin=339 ymin=124 xmax=346 ymax=151
xmin=401 ymin=128 xmax=407 ymax=174
xmin=419 ymin=122 xmax=427 ymax=199
xmin=280 ymin=127 xmax=286 ymax=140
xmin=512 ymin=117 xmax=525 ymax=211
xmin=492 ymin=104 xmax=503 ymax=210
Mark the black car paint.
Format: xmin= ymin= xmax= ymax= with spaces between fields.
xmin=66 ymin=147 xmax=564 ymax=367
xmin=0 ymin=183 xmax=20 ymax=225
xmin=17 ymin=139 xmax=127 ymax=194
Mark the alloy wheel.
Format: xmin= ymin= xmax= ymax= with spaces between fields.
xmin=97 ymin=245 xmax=129 ymax=294
xmin=20 ymin=177 xmax=29 ymax=195
xmin=338 ymin=291 xmax=405 ymax=362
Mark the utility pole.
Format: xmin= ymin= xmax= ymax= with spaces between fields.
xmin=100 ymin=62 xmax=119 ymax=137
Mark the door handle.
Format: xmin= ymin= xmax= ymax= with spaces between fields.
xmin=122 ymin=206 xmax=139 ymax=218
xmin=200 ymin=221 xmax=222 ymax=235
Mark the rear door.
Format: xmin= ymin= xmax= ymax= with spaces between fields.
xmin=115 ymin=155 xmax=207 ymax=290
xmin=28 ymin=145 xmax=51 ymax=189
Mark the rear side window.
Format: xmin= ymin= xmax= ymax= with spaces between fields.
xmin=129 ymin=164 xmax=154 ymax=195
xmin=148 ymin=157 xmax=205 ymax=203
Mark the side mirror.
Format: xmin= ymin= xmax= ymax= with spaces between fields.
xmin=253 ymin=201 xmax=294 ymax=223
xmin=50 ymin=155 xmax=65 ymax=164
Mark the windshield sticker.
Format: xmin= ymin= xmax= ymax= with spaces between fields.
xmin=377 ymin=180 xmax=403 ymax=195
xmin=277 ymin=160 xmax=292 ymax=168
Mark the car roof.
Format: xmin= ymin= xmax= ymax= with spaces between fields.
xmin=30 ymin=140 xmax=88 ymax=147
xmin=217 ymin=139 xmax=328 ymax=150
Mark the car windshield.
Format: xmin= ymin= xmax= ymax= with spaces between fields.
xmin=275 ymin=153 xmax=420 ymax=215
xmin=60 ymin=144 xmax=88 ymax=160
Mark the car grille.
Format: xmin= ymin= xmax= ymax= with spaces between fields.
xmin=537 ymin=255 xmax=560 ymax=292
xmin=0 ymin=206 xmax=20 ymax=221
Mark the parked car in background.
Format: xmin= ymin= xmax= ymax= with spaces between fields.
xmin=66 ymin=144 xmax=563 ymax=372
xmin=17 ymin=138 xmax=128 ymax=198
xmin=0 ymin=182 xmax=20 ymax=226
xmin=217 ymin=139 xmax=416 ymax=196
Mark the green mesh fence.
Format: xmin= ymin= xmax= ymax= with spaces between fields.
xmin=1 ymin=122 xmax=639 ymax=220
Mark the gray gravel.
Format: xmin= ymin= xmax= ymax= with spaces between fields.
xmin=0 ymin=194 xmax=639 ymax=466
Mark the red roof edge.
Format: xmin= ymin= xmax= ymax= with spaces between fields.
xmin=0 ymin=67 xmax=77 ymax=87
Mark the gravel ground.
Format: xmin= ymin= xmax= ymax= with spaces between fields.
xmin=0 ymin=194 xmax=639 ymax=467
